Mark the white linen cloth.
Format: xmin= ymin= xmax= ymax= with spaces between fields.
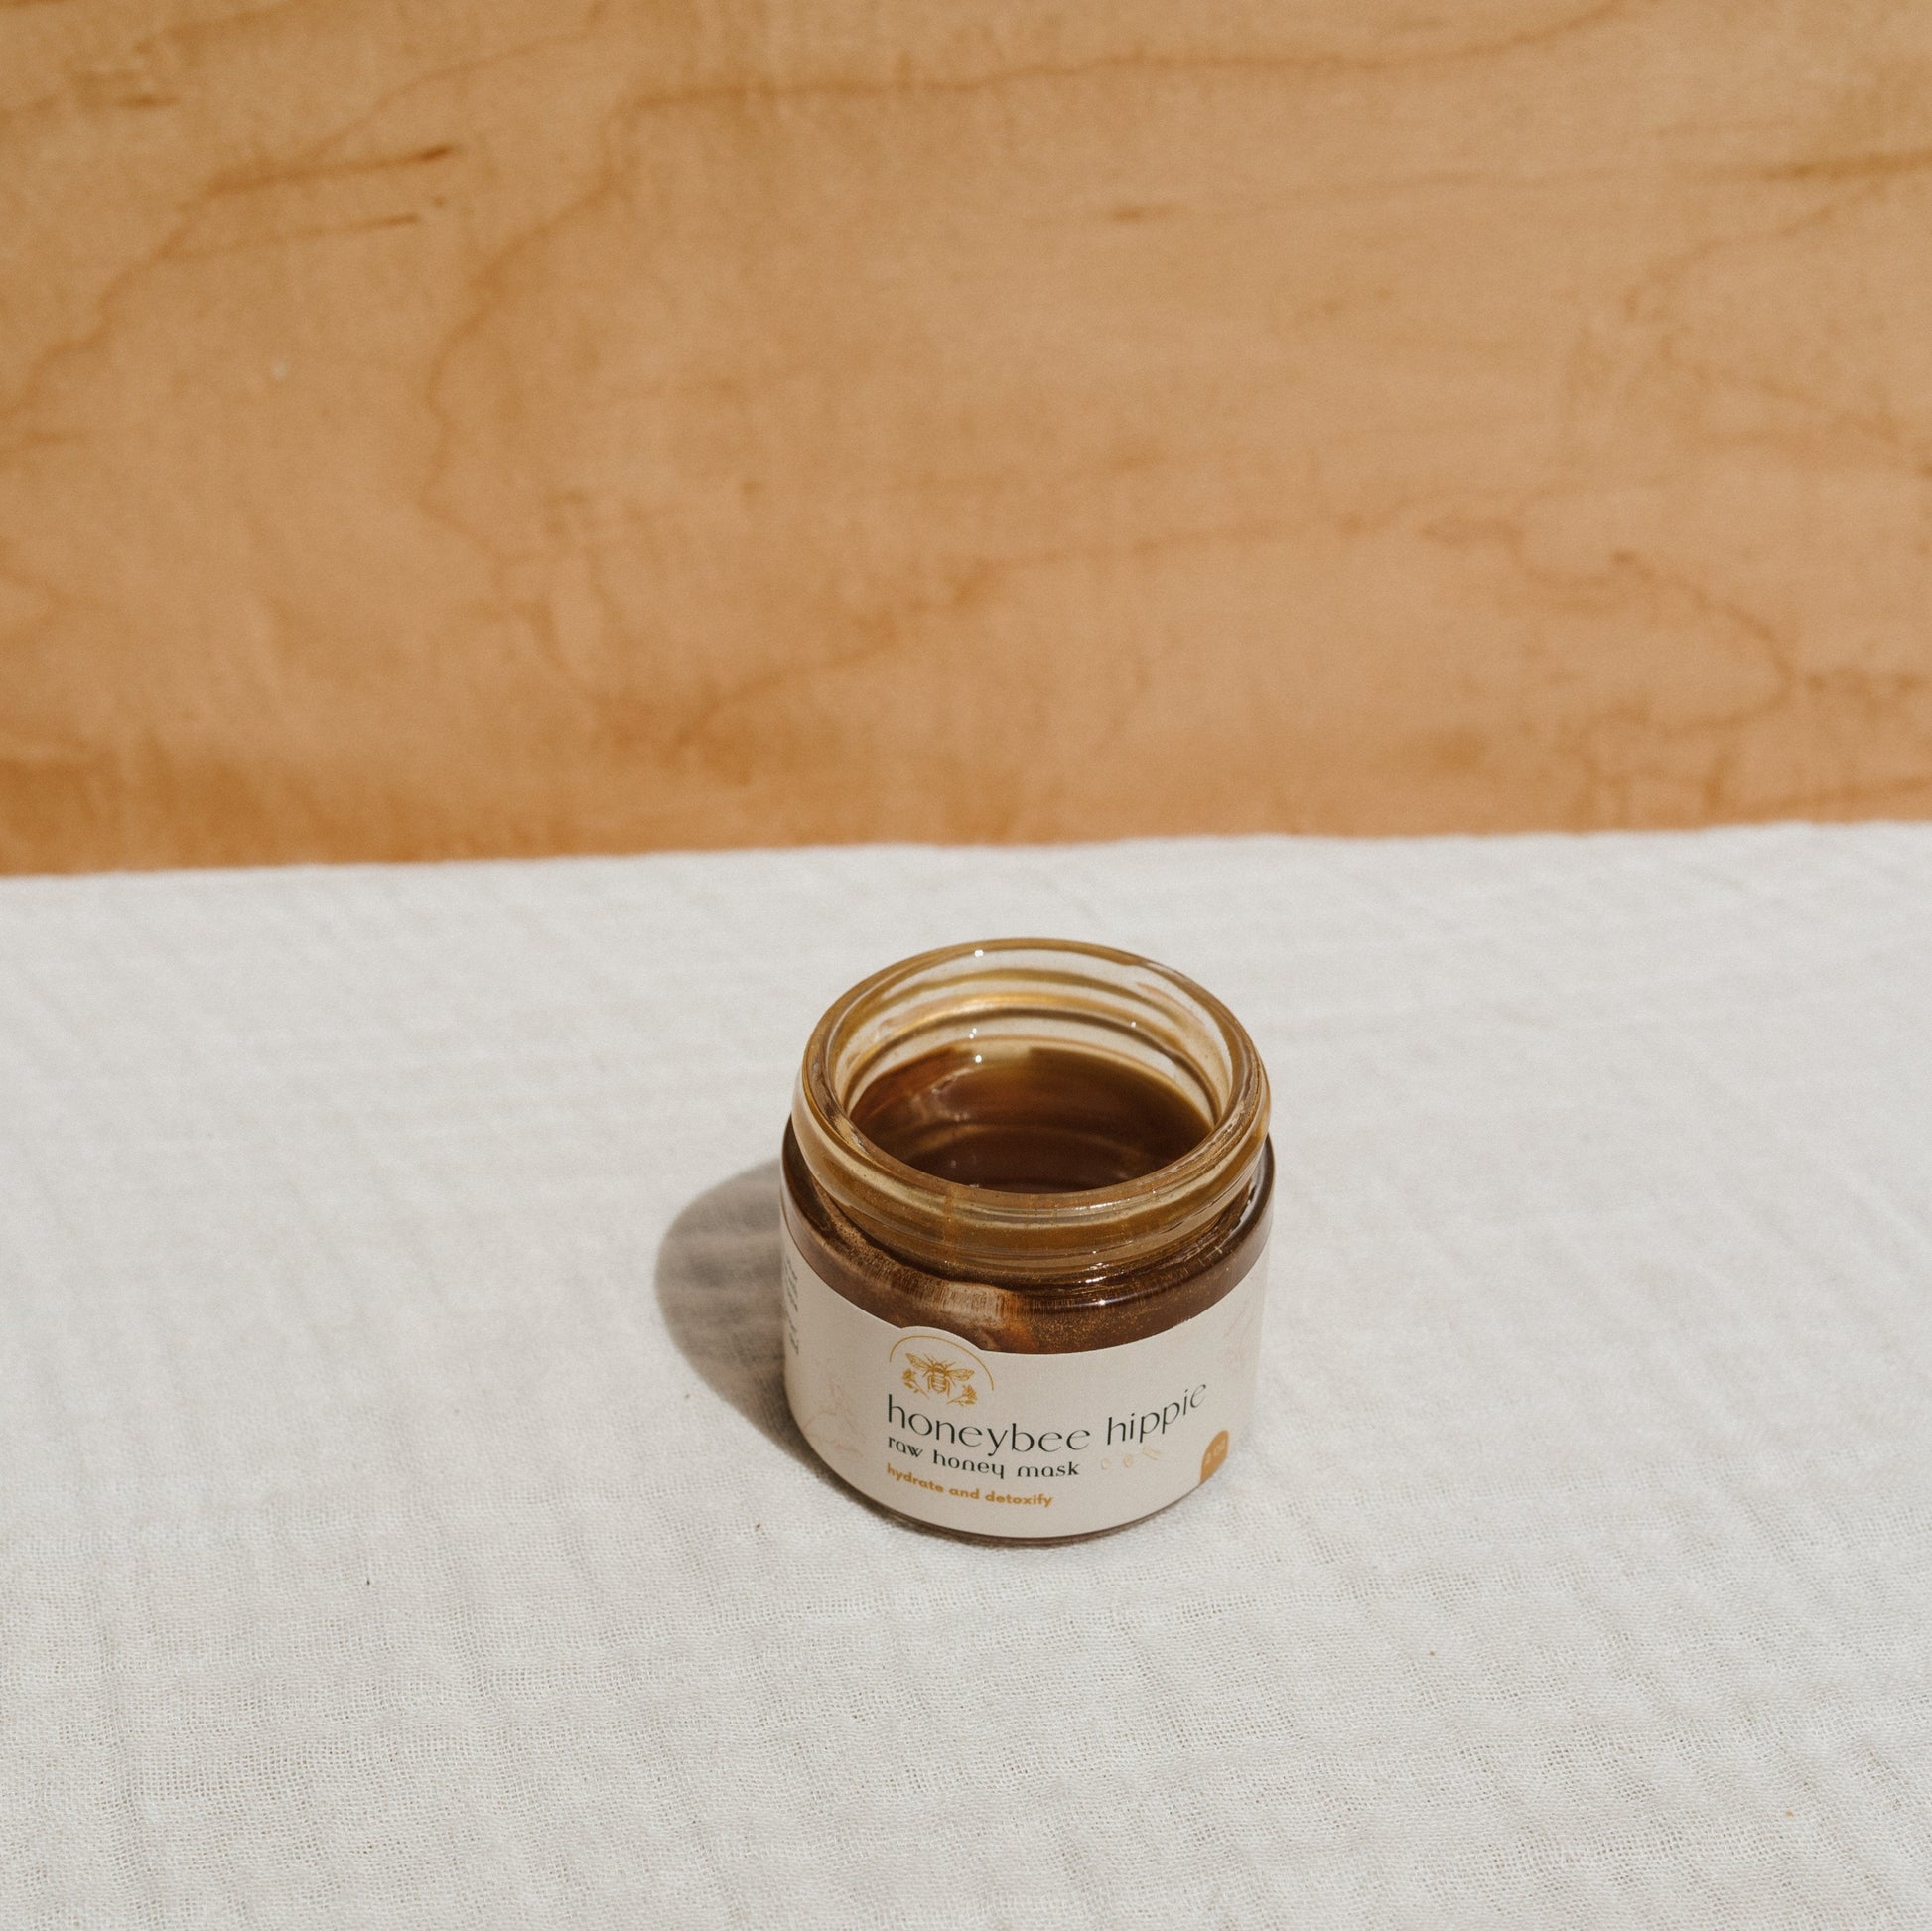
xmin=2 ymin=828 xmax=1928 ymax=1928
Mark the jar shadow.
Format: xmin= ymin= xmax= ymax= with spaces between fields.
xmin=653 ymin=1159 xmax=824 ymax=1477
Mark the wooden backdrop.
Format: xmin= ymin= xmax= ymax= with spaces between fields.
xmin=4 ymin=0 xmax=1930 ymax=872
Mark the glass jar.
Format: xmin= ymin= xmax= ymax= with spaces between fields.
xmin=780 ymin=938 xmax=1273 ymax=1540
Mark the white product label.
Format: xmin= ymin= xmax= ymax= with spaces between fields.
xmin=781 ymin=1224 xmax=1268 ymax=1538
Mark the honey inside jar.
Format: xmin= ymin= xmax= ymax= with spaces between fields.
xmin=849 ymin=1041 xmax=1214 ymax=1193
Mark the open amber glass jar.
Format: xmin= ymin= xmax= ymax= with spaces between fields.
xmin=780 ymin=938 xmax=1272 ymax=1540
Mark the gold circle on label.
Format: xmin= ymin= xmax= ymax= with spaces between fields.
xmin=1200 ymin=1429 xmax=1230 ymax=1483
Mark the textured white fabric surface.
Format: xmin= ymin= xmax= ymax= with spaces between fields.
xmin=2 ymin=828 xmax=1929 ymax=1928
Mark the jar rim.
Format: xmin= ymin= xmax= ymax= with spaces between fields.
xmin=791 ymin=938 xmax=1270 ymax=1285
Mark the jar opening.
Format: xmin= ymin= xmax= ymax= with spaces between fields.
xmin=849 ymin=1039 xmax=1214 ymax=1193
xmin=792 ymin=939 xmax=1269 ymax=1286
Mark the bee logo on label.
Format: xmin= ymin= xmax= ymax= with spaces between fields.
xmin=888 ymin=1333 xmax=997 ymax=1411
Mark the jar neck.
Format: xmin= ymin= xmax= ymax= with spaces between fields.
xmin=790 ymin=939 xmax=1270 ymax=1287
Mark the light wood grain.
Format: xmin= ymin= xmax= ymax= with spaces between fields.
xmin=3 ymin=1 xmax=1930 ymax=871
